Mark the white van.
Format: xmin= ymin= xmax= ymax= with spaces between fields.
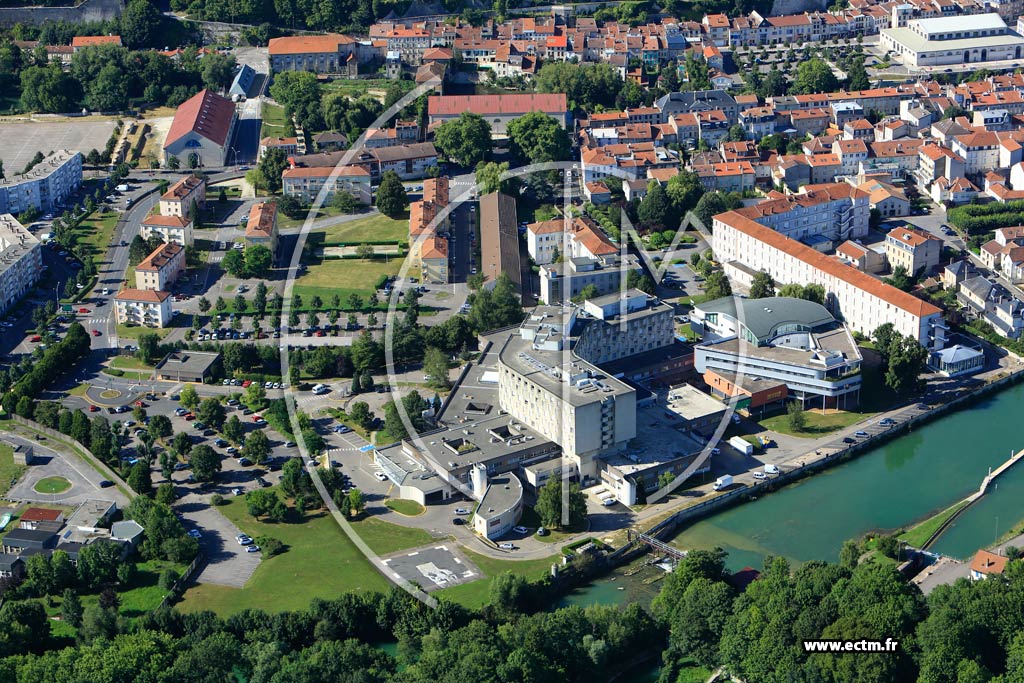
xmin=311 ymin=383 xmax=329 ymax=395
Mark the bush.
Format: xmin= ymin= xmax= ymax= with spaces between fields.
xmin=159 ymin=568 xmax=180 ymax=591
xmin=210 ymin=494 xmax=225 ymax=506
xmin=255 ymin=535 xmax=284 ymax=556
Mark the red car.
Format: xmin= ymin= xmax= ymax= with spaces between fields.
xmin=242 ymin=380 xmax=252 ymax=388
xmin=88 ymin=405 xmax=99 ymax=412
xmin=78 ymin=308 xmax=89 ymax=314
xmin=184 ymin=414 xmax=196 ymax=421
xmin=29 ymin=335 xmax=41 ymax=343
xmin=252 ymin=415 xmax=263 ymax=422
xmin=134 ymin=400 xmax=146 ymax=408
xmin=92 ymin=329 xmax=101 ymax=337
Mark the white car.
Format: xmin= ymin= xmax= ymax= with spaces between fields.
xmin=187 ymin=529 xmax=202 ymax=539
xmin=102 ymin=288 xmax=111 ymax=296
xmin=498 ymin=543 xmax=515 ymax=550
xmin=454 ymin=507 xmax=470 ymax=515
xmin=374 ymin=472 xmax=388 ymax=482
xmin=752 ymin=472 xmax=768 ymax=480
xmin=602 ymin=497 xmax=617 ymax=507
xmin=237 ymin=536 xmax=253 ymax=545
xmin=245 ymin=545 xmax=260 ymax=553
xmin=513 ymin=526 xmax=529 ymax=534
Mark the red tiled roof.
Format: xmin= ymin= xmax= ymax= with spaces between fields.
xmin=716 ymin=210 xmax=941 ymax=318
xmin=142 ymin=213 xmax=191 ymax=227
xmin=164 ymin=89 xmax=235 ymax=148
xmin=137 ymin=242 xmax=183 ymax=272
xmin=268 ymin=34 xmax=354 ymax=55
xmin=970 ymin=549 xmax=1008 ymax=576
xmin=72 ymin=35 xmax=121 ymax=48
xmin=246 ymin=201 xmax=277 ymax=239
xmin=20 ymin=507 xmax=62 ymax=522
xmin=428 ymin=93 xmax=567 ymax=117
xmin=115 ymin=288 xmax=170 ymax=303
xmin=281 ymin=166 xmax=371 ymax=178
xmin=162 ymin=175 xmax=204 ymax=201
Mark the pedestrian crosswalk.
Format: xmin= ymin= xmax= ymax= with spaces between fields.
xmin=87 ymin=318 xmax=107 ymax=325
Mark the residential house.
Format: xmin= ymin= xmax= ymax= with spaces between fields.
xmin=135 ymin=242 xmax=185 ymax=291
xmin=114 ymin=289 xmax=173 ymax=328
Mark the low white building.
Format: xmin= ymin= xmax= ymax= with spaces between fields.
xmin=881 ymin=14 xmax=1024 ymax=68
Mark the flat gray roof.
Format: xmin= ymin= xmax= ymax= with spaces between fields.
xmin=155 ymin=350 xmax=221 ymax=377
xmin=882 ymin=26 xmax=1024 ymax=53
xmin=476 ymin=472 xmax=522 ymax=520
xmin=667 ymin=384 xmax=727 ymax=421
xmin=697 ymin=296 xmax=836 ymax=343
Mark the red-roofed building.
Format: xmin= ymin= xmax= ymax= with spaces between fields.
xmin=246 ymin=201 xmax=279 ymax=263
xmin=886 ymin=225 xmax=941 ymax=274
xmin=281 ymin=165 xmax=372 ymax=205
xmin=141 ymin=213 xmax=194 ymax=247
xmin=970 ymin=549 xmax=1008 ymax=580
xmin=114 ymin=288 xmax=173 ymax=328
xmin=71 ymin=35 xmax=121 ymax=52
xmin=162 ymin=89 xmax=238 ymax=168
xmin=427 ymin=94 xmax=569 ymax=135
xmin=419 ymin=236 xmax=449 ymax=284
xmin=713 ymin=210 xmax=946 ymax=348
xmin=268 ymin=34 xmax=360 ymax=73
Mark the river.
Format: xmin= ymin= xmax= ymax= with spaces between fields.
xmin=669 ymin=381 xmax=1024 ymax=571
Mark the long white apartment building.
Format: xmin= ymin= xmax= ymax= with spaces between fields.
xmin=713 ymin=210 xmax=947 ymax=349
xmin=0 ymin=150 xmax=82 ymax=216
xmin=0 ymin=215 xmax=42 ymax=317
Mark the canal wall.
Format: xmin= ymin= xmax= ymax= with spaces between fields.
xmin=613 ymin=365 xmax=1024 ymax=560
xmin=0 ymin=0 xmax=123 ymax=26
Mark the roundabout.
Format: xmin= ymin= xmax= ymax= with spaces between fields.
xmin=33 ymin=476 xmax=72 ymax=495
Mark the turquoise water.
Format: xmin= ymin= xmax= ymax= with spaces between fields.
xmin=671 ymin=382 xmax=1024 ymax=571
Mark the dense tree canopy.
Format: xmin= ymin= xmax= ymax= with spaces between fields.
xmin=506 ymin=111 xmax=572 ymax=164
xmin=433 ymin=112 xmax=492 ymax=167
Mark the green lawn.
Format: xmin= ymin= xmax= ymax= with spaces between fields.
xmin=293 ymin=257 xmax=403 ymax=307
xmin=116 ymin=323 xmax=177 ymax=340
xmin=899 ymin=499 xmax=971 ymax=549
xmin=321 ymin=212 xmax=408 ymax=243
xmin=0 ymin=443 xmax=25 ymax=499
xmin=260 ymin=102 xmax=289 ymax=138
xmin=110 ymin=356 xmax=155 ymax=372
xmin=72 ymin=210 xmax=119 ymax=261
xmin=277 ymin=205 xmax=348 ymax=229
xmin=434 ymin=547 xmax=557 ymax=609
xmin=34 ymin=476 xmax=71 ymax=494
xmin=350 ymin=515 xmax=439 ymax=555
xmin=177 ymin=493 xmax=391 ymax=616
xmin=760 ymin=408 xmax=874 ymax=437
xmin=384 ymin=499 xmax=425 ymax=516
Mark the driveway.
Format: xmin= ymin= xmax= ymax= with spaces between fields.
xmin=4 ymin=434 xmax=129 ymax=508
xmin=176 ymin=490 xmax=261 ymax=587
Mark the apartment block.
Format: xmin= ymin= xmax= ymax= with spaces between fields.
xmin=140 ymin=214 xmax=194 ymax=247
xmin=245 ymin=201 xmax=279 ymax=263
xmin=114 ymin=289 xmax=172 ymax=328
xmin=0 ymin=215 xmax=42 ymax=317
xmin=0 ymin=150 xmax=82 ymax=216
xmin=885 ymin=226 xmax=942 ymax=275
xmin=159 ymin=175 xmax=206 ymax=220
xmin=135 ymin=242 xmax=184 ymax=291
xmin=713 ymin=210 xmax=946 ymax=349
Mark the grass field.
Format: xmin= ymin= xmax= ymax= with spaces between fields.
xmin=177 ymin=492 xmax=391 ymax=616
xmin=0 ymin=443 xmax=25 ymax=499
xmin=350 ymin=515 xmax=439 ymax=555
xmin=293 ymin=257 xmax=403 ymax=306
xmin=110 ymin=356 xmax=154 ymax=372
xmin=899 ymin=499 xmax=971 ymax=549
xmin=761 ymin=408 xmax=874 ymax=437
xmin=276 ymin=205 xmax=347 ymax=229
xmin=434 ymin=547 xmax=556 ymax=609
xmin=73 ymin=210 xmax=119 ymax=261
xmin=383 ymin=499 xmax=425 ymax=516
xmin=34 ymin=476 xmax=71 ymax=494
xmin=116 ymin=323 xmax=177 ymax=340
xmin=260 ymin=102 xmax=289 ymax=138
xmin=321 ymin=212 xmax=408 ymax=243
xmin=322 ymin=78 xmax=398 ymax=102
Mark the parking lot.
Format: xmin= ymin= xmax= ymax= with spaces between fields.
xmin=0 ymin=119 xmax=117 ymax=173
xmin=176 ymin=490 xmax=262 ymax=587
xmin=381 ymin=543 xmax=480 ymax=590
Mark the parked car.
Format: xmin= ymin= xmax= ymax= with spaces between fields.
xmin=498 ymin=543 xmax=515 ymax=550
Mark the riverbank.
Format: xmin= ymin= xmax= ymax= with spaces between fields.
xmin=664 ymin=371 xmax=1024 ymax=571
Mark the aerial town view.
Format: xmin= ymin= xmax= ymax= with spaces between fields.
xmin=4 ymin=0 xmax=1024 ymax=679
